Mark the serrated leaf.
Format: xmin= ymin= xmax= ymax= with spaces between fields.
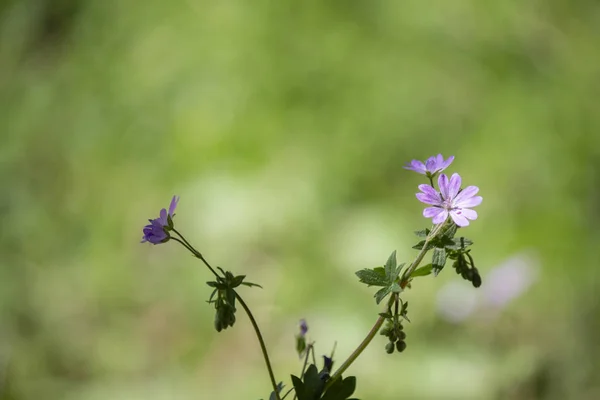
xmin=414 ymin=228 xmax=430 ymax=238
xmin=392 ymin=263 xmax=405 ymax=282
xmin=432 ymin=248 xmax=447 ymax=276
xmin=355 ymin=269 xmax=388 ymax=287
xmin=390 ymin=282 xmax=402 ymax=293
xmin=442 ymin=223 xmax=458 ymax=239
xmin=373 ymin=266 xmax=385 ymax=275
xmin=445 ymin=237 xmax=474 ymax=250
xmin=410 ymin=264 xmax=433 ymax=278
xmin=412 ymin=240 xmax=435 ymax=251
xmin=384 ymin=251 xmax=397 ymax=281
xmin=374 ymin=286 xmax=392 ymax=304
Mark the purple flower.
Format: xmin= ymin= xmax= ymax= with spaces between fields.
xmin=404 ymin=154 xmax=454 ymax=176
xmin=141 ymin=195 xmax=180 ymax=244
xmin=416 ymin=173 xmax=482 ymax=227
xmin=299 ymin=319 xmax=308 ymax=337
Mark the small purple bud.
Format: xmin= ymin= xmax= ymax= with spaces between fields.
xmin=299 ymin=319 xmax=308 ymax=337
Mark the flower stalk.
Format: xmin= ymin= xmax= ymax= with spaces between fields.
xmin=326 ymin=222 xmax=446 ymax=387
xmin=171 ymin=229 xmax=282 ymax=400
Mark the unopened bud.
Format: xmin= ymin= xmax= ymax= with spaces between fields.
xmin=385 ymin=342 xmax=395 ymax=354
xmin=396 ymin=340 xmax=407 ymax=352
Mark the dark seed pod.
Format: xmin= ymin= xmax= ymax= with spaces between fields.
xmin=472 ymin=270 xmax=482 ymax=288
xmin=379 ymin=328 xmax=390 ymax=336
xmin=453 ymin=261 xmax=461 ymax=274
xmin=466 ymin=268 xmax=474 ymax=280
xmin=214 ymin=315 xmax=223 ymax=332
xmin=396 ymin=341 xmax=407 ymax=352
xmin=385 ymin=342 xmax=395 ymax=354
xmin=398 ymin=330 xmax=407 ymax=341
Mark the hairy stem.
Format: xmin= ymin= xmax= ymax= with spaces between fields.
xmin=326 ymin=222 xmax=447 ymax=387
xmin=235 ymin=292 xmax=281 ymax=400
xmin=171 ymin=229 xmax=281 ymax=400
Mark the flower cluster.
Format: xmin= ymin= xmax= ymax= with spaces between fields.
xmin=138 ymin=154 xmax=486 ymax=400
xmin=406 ymin=154 xmax=482 ymax=227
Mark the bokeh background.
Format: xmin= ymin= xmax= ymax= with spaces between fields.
xmin=2 ymin=0 xmax=600 ymax=399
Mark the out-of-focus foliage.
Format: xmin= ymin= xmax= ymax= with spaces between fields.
xmin=1 ymin=0 xmax=600 ymax=399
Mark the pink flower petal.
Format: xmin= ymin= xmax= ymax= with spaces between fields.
xmin=461 ymin=208 xmax=478 ymax=220
xmin=454 ymin=186 xmax=479 ymax=204
xmin=158 ymin=209 xmax=168 ymax=226
xmin=169 ymin=195 xmax=180 ymax=216
xmin=423 ymin=207 xmax=445 ymax=218
xmin=404 ymin=160 xmax=426 ymax=174
xmin=432 ymin=209 xmax=449 ymax=224
xmin=418 ymin=184 xmax=438 ymax=197
xmin=416 ymin=192 xmax=441 ymax=205
xmin=438 ymin=174 xmax=450 ymax=198
xmin=447 ymin=173 xmax=461 ymax=199
xmin=456 ymin=195 xmax=482 ymax=208
xmin=441 ymin=155 xmax=454 ymax=170
xmin=450 ymin=210 xmax=469 ymax=226
xmin=425 ymin=157 xmax=437 ymax=173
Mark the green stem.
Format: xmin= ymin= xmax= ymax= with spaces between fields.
xmin=292 ymin=344 xmax=313 ymax=400
xmin=326 ymin=294 xmax=396 ymax=388
xmin=171 ymin=229 xmax=281 ymax=400
xmin=400 ymin=222 xmax=447 ymax=282
xmin=235 ymin=292 xmax=281 ymax=400
xmin=326 ymin=222 xmax=447 ymax=387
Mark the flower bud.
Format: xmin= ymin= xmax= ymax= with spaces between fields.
xmin=385 ymin=342 xmax=395 ymax=354
xmin=396 ymin=340 xmax=407 ymax=352
xmin=471 ymin=269 xmax=482 ymax=288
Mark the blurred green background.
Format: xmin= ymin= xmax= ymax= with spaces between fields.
xmin=2 ymin=0 xmax=600 ymax=399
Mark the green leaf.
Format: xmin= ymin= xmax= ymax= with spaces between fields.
xmin=355 ymin=268 xmax=388 ymax=287
xmin=241 ymin=281 xmax=263 ymax=288
xmin=390 ymin=282 xmax=401 ymax=293
xmin=268 ymin=382 xmax=284 ymax=400
xmin=445 ymin=237 xmax=474 ymax=250
xmin=400 ymin=301 xmax=410 ymax=322
xmin=392 ymin=263 xmax=405 ymax=282
xmin=231 ymin=275 xmax=246 ymax=287
xmin=291 ymin=375 xmax=307 ymax=400
xmin=296 ymin=336 xmax=307 ymax=356
xmin=441 ymin=223 xmax=458 ymax=239
xmin=321 ymin=376 xmax=357 ymax=400
xmin=374 ymin=286 xmax=392 ymax=304
xmin=378 ymin=312 xmax=392 ymax=319
xmin=412 ymin=240 xmax=435 ymax=251
xmin=414 ymin=228 xmax=430 ymax=238
xmin=384 ymin=251 xmax=397 ymax=281
xmin=410 ymin=264 xmax=432 ymax=278
xmin=303 ymin=364 xmax=325 ymax=398
xmin=432 ymin=247 xmax=447 ymax=276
